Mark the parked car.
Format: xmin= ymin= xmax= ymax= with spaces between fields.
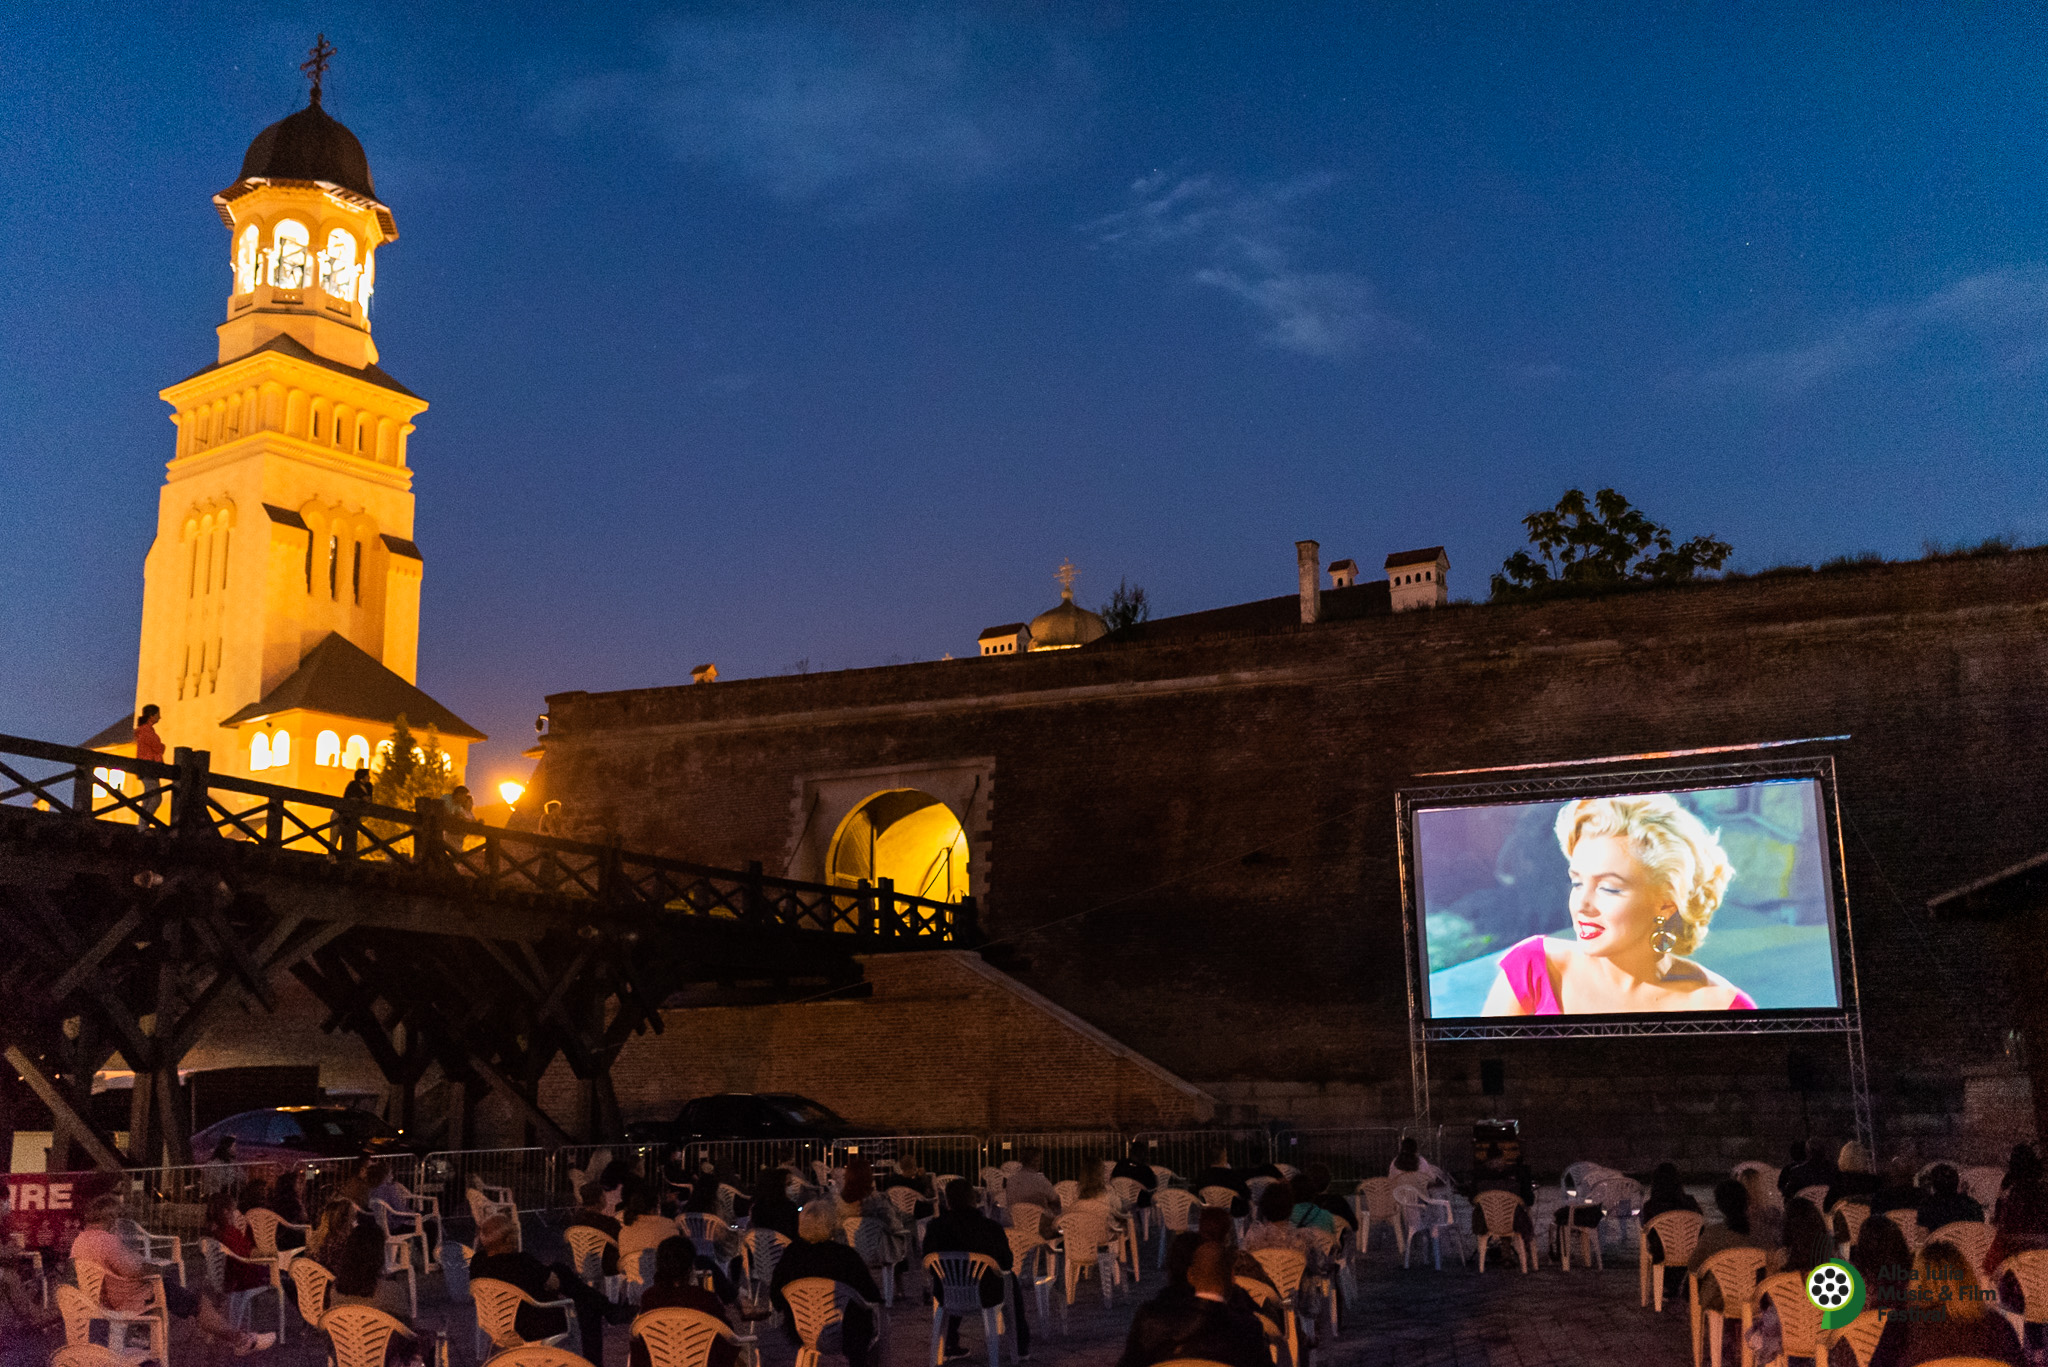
xmin=190 ymin=1105 xmax=416 ymax=1165
xmin=624 ymin=1092 xmax=860 ymax=1148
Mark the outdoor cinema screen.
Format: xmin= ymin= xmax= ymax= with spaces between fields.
xmin=1415 ymin=777 xmax=1842 ymax=1019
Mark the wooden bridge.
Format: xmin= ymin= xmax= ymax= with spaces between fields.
xmin=0 ymin=734 xmax=977 ymax=1171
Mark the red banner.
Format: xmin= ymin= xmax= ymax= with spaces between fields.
xmin=4 ymin=1171 xmax=118 ymax=1256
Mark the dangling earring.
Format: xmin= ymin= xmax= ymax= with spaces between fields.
xmin=1651 ymin=916 xmax=1677 ymax=955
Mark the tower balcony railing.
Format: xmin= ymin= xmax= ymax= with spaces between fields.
xmin=0 ymin=732 xmax=975 ymax=946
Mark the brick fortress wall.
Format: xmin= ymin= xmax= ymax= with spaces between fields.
xmin=536 ymin=554 xmax=2048 ymax=1171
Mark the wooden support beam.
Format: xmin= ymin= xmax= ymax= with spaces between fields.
xmin=462 ymin=1051 xmax=574 ymax=1147
xmin=4 ymin=1046 xmax=122 ymax=1172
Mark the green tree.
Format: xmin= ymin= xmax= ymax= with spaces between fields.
xmin=1491 ymin=488 xmax=1732 ymax=602
xmin=1101 ymin=579 xmax=1152 ymax=632
xmin=369 ymin=713 xmax=453 ymax=813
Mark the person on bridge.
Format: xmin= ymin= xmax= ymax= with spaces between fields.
xmin=341 ymin=765 xmax=373 ymax=856
xmin=134 ymin=704 xmax=165 ymax=822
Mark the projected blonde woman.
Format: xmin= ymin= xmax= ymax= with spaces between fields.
xmin=1481 ymin=793 xmax=1755 ymax=1015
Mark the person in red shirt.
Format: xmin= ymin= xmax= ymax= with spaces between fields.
xmin=72 ymin=1194 xmax=274 ymax=1353
xmin=132 ymin=705 xmax=166 ymax=824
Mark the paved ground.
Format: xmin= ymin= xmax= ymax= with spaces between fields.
xmin=3 ymin=1222 xmax=1699 ymax=1367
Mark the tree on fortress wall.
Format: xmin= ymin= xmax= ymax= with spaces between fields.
xmin=1491 ymin=488 xmax=1732 ymax=602
xmin=1102 ymin=578 xmax=1152 ymax=632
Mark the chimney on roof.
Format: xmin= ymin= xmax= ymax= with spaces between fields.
xmin=1296 ymin=540 xmax=1321 ymax=625
xmin=691 ymin=663 xmax=719 ymax=683
xmin=1328 ymin=558 xmax=1358 ymax=589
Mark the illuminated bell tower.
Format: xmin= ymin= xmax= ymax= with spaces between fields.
xmin=110 ymin=39 xmax=481 ymax=790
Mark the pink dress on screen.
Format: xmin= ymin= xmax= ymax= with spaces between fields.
xmin=1496 ymin=935 xmax=1758 ymax=1014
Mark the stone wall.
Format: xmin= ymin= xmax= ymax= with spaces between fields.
xmin=537 ymin=952 xmax=1214 ymax=1133
xmin=536 ymin=552 xmax=2048 ymax=1165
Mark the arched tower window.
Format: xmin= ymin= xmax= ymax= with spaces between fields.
xmin=359 ymin=249 xmax=376 ymax=315
xmin=328 ymin=535 xmax=339 ymax=598
xmin=271 ymin=220 xmax=310 ymax=289
xmin=342 ymin=735 xmax=371 ymax=770
xmin=270 ymin=730 xmax=291 ymax=768
xmin=319 ymin=228 xmax=358 ymax=299
xmin=352 ymin=541 xmax=362 ymax=603
xmin=235 ymin=224 xmax=259 ymax=294
xmin=250 ymin=733 xmax=271 ymax=770
xmin=315 ymin=731 xmax=342 ymax=767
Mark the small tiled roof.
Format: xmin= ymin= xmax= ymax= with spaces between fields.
xmin=1101 ymin=580 xmax=1392 ymax=645
xmin=83 ymin=714 xmax=135 ymax=749
xmin=217 ymin=632 xmax=484 ymax=739
xmin=177 ymin=333 xmax=420 ymax=401
xmin=978 ymin=622 xmax=1028 ymax=640
xmin=1385 ymin=546 xmax=1447 ymax=569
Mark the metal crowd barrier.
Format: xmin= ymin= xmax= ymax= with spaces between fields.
xmin=668 ymin=1139 xmax=837 ymax=1190
xmin=1272 ymin=1127 xmax=1408 ymax=1184
xmin=1127 ymin=1128 xmax=1275 ymax=1183
xmin=828 ymin=1135 xmax=987 ymax=1184
xmin=420 ymin=1147 xmax=551 ymax=1226
xmin=986 ymin=1131 xmax=1123 ymax=1183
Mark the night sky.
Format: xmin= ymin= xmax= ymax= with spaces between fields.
xmin=6 ymin=4 xmax=2047 ymax=790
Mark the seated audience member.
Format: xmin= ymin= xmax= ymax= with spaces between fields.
xmin=1073 ymin=1167 xmax=1124 ymax=1218
xmin=207 ymin=1189 xmax=270 ymax=1300
xmin=1469 ymin=1146 xmax=1536 ymax=1241
xmin=1389 ymin=1137 xmax=1450 ymax=1187
xmin=310 ymin=1198 xmax=360 ymax=1270
xmin=842 ymin=1156 xmax=913 ymax=1266
xmin=1776 ymin=1139 xmax=1835 ymax=1199
xmin=1867 ymin=1239 xmax=2024 ymax=1367
xmin=1916 ymin=1163 xmax=1985 ymax=1232
xmin=924 ymin=1178 xmax=1030 ymax=1361
xmin=1850 ymin=1211 xmax=1916 ymax=1314
xmin=1110 ymin=1154 xmax=1160 ymax=1208
xmin=471 ymin=1212 xmax=613 ymax=1365
xmin=1826 ymin=1141 xmax=1883 ymax=1210
xmin=1993 ymin=1145 xmax=2048 ymax=1258
xmin=1244 ymin=1183 xmax=1324 ymax=1335
xmin=1687 ymin=1180 xmax=1762 ymax=1316
xmin=751 ymin=1167 xmax=802 ymax=1240
xmin=1003 ymin=1150 xmax=1060 ymax=1215
xmin=632 ymin=1237 xmax=740 ymax=1367
xmin=771 ymin=1201 xmax=882 ymax=1367
xmin=0 ymin=1197 xmax=57 ymax=1334
xmin=1190 ymin=1148 xmax=1253 ymax=1218
xmin=683 ymin=1160 xmax=730 ymax=1215
xmin=265 ymin=1168 xmax=310 ymax=1250
xmin=330 ymin=1219 xmax=420 ymax=1341
xmin=1291 ymin=1164 xmax=1352 ymax=1235
xmin=1744 ymin=1199 xmax=1848 ymax=1366
xmin=1116 ymin=1240 xmax=1272 ymax=1367
xmin=564 ymin=1180 xmax=623 ymax=1276
xmin=1868 ymin=1156 xmax=1922 ymax=1216
xmin=1198 ymin=1205 xmax=1278 ymax=1299
xmin=1738 ymin=1167 xmax=1784 ymax=1250
xmin=72 ymin=1194 xmax=276 ymax=1354
xmin=1642 ymin=1164 xmax=1704 ymax=1298
xmin=880 ymin=1155 xmax=938 ymax=1220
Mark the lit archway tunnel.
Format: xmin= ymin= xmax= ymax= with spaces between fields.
xmin=829 ymin=789 xmax=968 ymax=902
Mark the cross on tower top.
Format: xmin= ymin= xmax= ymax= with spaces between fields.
xmin=1057 ymin=559 xmax=1077 ymax=601
xmin=301 ymin=34 xmax=336 ymax=105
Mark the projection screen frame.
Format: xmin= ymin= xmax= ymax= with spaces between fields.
xmin=1396 ymin=752 xmax=1872 ymax=1153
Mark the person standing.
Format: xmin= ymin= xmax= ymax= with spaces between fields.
xmin=133 ymin=704 xmax=166 ymax=823
xmin=341 ymin=765 xmax=373 ymax=857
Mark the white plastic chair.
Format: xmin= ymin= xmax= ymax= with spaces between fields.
xmin=683 ymin=1212 xmax=737 ymax=1265
xmin=1247 ymin=1246 xmax=1307 ymax=1367
xmin=783 ymin=1277 xmax=876 ymax=1367
xmin=483 ymin=1349 xmax=595 ymax=1367
xmin=1729 ymin=1161 xmax=1779 ymax=1190
xmin=472 ymin=1275 xmax=579 ymax=1360
xmin=469 ymin=1184 xmax=522 ymax=1249
xmin=1152 ymin=1188 xmax=1199 ymax=1267
xmin=246 ymin=1209 xmax=311 ymax=1268
xmin=288 ymin=1254 xmax=334 ymax=1331
xmin=1639 ymin=1210 xmax=1704 ymax=1312
xmin=924 ymin=1252 xmax=1005 ymax=1366
xmin=324 ymin=1304 xmax=417 ymax=1367
xmin=1110 ymin=1178 xmax=1150 ymax=1241
xmin=633 ymin=1304 xmax=753 ymax=1367
xmin=1993 ymin=1249 xmax=2048 ymax=1341
xmin=1689 ymin=1246 xmax=1766 ymax=1367
xmin=741 ymin=1227 xmax=792 ymax=1294
xmin=1197 ymin=1185 xmax=1237 ymax=1211
xmin=1055 ymin=1207 xmax=1123 ymax=1316
xmin=1753 ymin=1271 xmax=1824 ymax=1367
xmin=842 ymin=1216 xmax=898 ymax=1306
xmin=1882 ymin=1206 xmax=1926 ymax=1253
xmin=1004 ymin=1226 xmax=1058 ymax=1322
xmin=1473 ymin=1192 xmax=1532 ymax=1273
xmin=1052 ymin=1181 xmax=1080 ymax=1209
xmin=1929 ymin=1220 xmax=1994 ymax=1270
xmin=1959 ymin=1165 xmax=2005 ymax=1210
xmin=1829 ymin=1199 xmax=1873 ymax=1249
xmin=1353 ymin=1179 xmax=1401 ymax=1255
xmin=1819 ymin=1308 xmax=1886 ymax=1367
xmin=1232 ymin=1275 xmax=1291 ymax=1367
xmin=51 ymin=1346 xmax=135 ymax=1367
xmin=1790 ymin=1184 xmax=1830 ymax=1214
xmin=113 ymin=1218 xmax=187 ymax=1287
xmin=200 ymin=1235 xmax=288 ymax=1341
xmin=1392 ymin=1184 xmax=1453 ymax=1270
xmin=565 ymin=1225 xmax=622 ymax=1301
xmin=65 ymin=1268 xmax=169 ymax=1364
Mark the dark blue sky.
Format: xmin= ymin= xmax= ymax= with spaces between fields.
xmin=7 ymin=3 xmax=2047 ymax=786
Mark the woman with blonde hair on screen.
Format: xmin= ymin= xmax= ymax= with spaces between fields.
xmin=1482 ymin=794 xmax=1756 ymax=1015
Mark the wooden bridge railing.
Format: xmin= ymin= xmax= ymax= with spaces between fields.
xmin=0 ymin=733 xmax=976 ymax=945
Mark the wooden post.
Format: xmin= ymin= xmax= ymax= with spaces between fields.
xmin=170 ymin=747 xmax=213 ymax=836
xmin=5 ymin=1046 xmax=123 ymax=1172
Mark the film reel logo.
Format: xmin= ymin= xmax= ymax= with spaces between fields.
xmin=1806 ymin=1260 xmax=1866 ymax=1329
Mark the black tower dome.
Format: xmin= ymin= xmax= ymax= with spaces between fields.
xmin=237 ymin=98 xmax=377 ymax=200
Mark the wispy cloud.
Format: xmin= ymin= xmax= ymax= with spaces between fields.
xmin=1086 ymin=172 xmax=1410 ymax=359
xmin=544 ymin=14 xmax=1090 ymax=210
xmin=1701 ymin=268 xmax=2048 ymax=396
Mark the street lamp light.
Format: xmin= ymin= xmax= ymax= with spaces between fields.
xmin=498 ymin=780 xmax=526 ymax=810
